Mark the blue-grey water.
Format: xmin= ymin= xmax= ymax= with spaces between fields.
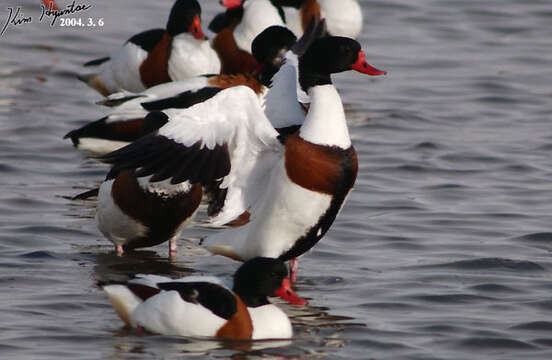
xmin=1 ymin=0 xmax=552 ymax=359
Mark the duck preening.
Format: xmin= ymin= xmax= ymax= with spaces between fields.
xmin=211 ymin=0 xmax=286 ymax=75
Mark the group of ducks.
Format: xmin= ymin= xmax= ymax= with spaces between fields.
xmin=65 ymin=0 xmax=385 ymax=341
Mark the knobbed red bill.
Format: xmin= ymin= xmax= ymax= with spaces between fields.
xmin=189 ymin=15 xmax=205 ymax=40
xmin=352 ymin=51 xmax=387 ymax=76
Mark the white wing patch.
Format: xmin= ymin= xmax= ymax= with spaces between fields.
xmin=150 ymin=86 xmax=282 ymax=226
xmin=104 ymin=77 xmax=210 ymax=123
xmin=132 ymin=291 xmax=227 ymax=337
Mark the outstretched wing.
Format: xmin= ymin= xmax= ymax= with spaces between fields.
xmin=101 ymin=86 xmax=282 ymax=223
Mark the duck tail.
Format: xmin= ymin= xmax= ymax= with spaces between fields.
xmin=77 ymin=73 xmax=111 ymax=96
xmin=101 ymin=284 xmax=143 ymax=327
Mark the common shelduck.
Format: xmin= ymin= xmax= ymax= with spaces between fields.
xmin=211 ymin=0 xmax=285 ymax=75
xmin=72 ymin=26 xmax=314 ymax=256
xmin=65 ymin=25 xmax=301 ymax=156
xmin=277 ymin=0 xmax=363 ymax=39
xmin=79 ymin=0 xmax=220 ymax=96
xmin=100 ymin=33 xmax=386 ymax=278
xmin=101 ymin=257 xmax=305 ymax=339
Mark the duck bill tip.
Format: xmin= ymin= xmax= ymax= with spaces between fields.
xmin=352 ymin=51 xmax=387 ymax=76
xmin=274 ymin=278 xmax=308 ymax=306
xmin=189 ymin=16 xmax=205 ymax=40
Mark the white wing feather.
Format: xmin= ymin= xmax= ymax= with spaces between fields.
xmin=154 ymin=86 xmax=282 ymax=225
xmin=104 ymin=77 xmax=210 ymax=123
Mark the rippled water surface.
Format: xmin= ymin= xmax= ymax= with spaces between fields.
xmin=2 ymin=0 xmax=552 ymax=359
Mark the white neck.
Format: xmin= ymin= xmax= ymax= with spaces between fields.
xmin=263 ymin=61 xmax=305 ymax=129
xmin=299 ymin=85 xmax=351 ymax=148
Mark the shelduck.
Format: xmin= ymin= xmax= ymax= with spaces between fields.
xmin=101 ymin=257 xmax=306 ymax=339
xmin=73 ymin=25 xmax=318 ymax=256
xmin=91 ymin=23 xmax=327 ymax=255
xmin=65 ymin=25 xmax=301 ymax=155
xmin=100 ymin=31 xmax=386 ymax=278
xmin=211 ymin=0 xmax=285 ymax=74
xmin=79 ymin=0 xmax=220 ymax=96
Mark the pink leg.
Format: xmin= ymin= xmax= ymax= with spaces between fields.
xmin=289 ymin=258 xmax=299 ymax=283
xmin=116 ymin=245 xmax=124 ymax=256
xmin=169 ymin=238 xmax=177 ymax=255
xmin=135 ymin=325 xmax=146 ymax=337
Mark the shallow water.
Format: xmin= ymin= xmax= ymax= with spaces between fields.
xmin=1 ymin=0 xmax=552 ymax=359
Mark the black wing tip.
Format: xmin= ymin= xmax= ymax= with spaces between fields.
xmin=71 ymin=188 xmax=99 ymax=200
xmin=208 ymin=8 xmax=243 ymax=33
xmin=97 ymin=95 xmax=146 ymax=107
xmin=141 ymin=88 xmax=223 ymax=112
xmin=84 ymin=56 xmax=110 ymax=67
xmin=63 ymin=130 xmax=79 ymax=146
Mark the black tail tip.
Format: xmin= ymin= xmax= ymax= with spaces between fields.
xmin=63 ymin=130 xmax=80 ymax=146
xmin=71 ymin=188 xmax=99 ymax=200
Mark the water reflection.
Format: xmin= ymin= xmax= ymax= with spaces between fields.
xmin=93 ymin=249 xmax=196 ymax=282
xmin=109 ymin=335 xmax=293 ymax=359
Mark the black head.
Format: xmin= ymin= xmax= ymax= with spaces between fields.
xmin=299 ymin=36 xmax=386 ymax=91
xmin=166 ymin=0 xmax=205 ymax=39
xmin=233 ymin=257 xmax=306 ymax=307
xmin=208 ymin=7 xmax=244 ymax=33
xmin=251 ymin=26 xmax=297 ymax=85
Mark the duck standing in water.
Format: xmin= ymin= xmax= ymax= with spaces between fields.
xmin=88 ymin=26 xmax=305 ymax=256
xmin=100 ymin=29 xmax=386 ymax=279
